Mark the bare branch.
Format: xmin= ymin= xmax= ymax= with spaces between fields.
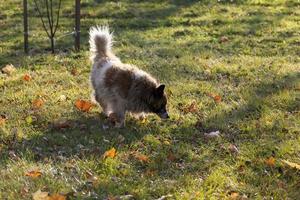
xmin=33 ymin=0 xmax=51 ymax=38
xmin=45 ymin=0 xmax=53 ymax=36
xmin=50 ymin=0 xmax=54 ymax=35
xmin=53 ymin=0 xmax=62 ymax=36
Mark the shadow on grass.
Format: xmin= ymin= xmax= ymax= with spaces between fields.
xmin=200 ymin=72 xmax=300 ymax=140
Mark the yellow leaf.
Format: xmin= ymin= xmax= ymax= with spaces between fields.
xmin=265 ymin=157 xmax=275 ymax=167
xmin=75 ymin=99 xmax=93 ymax=112
xmin=282 ymin=160 xmax=300 ymax=170
xmin=32 ymin=99 xmax=44 ymax=109
xmin=25 ymin=115 xmax=33 ymax=124
xmin=103 ymin=147 xmax=116 ymax=159
xmin=23 ymin=74 xmax=32 ymax=81
xmin=48 ymin=194 xmax=66 ymax=200
xmin=32 ymin=190 xmax=49 ymax=200
xmin=25 ymin=170 xmax=42 ymax=178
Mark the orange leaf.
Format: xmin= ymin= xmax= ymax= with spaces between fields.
xmin=265 ymin=157 xmax=275 ymax=167
xmin=48 ymin=194 xmax=66 ymax=200
xmin=23 ymin=74 xmax=32 ymax=81
xmin=134 ymin=153 xmax=149 ymax=163
xmin=75 ymin=99 xmax=93 ymax=112
xmin=32 ymin=99 xmax=44 ymax=109
xmin=214 ymin=95 xmax=222 ymax=103
xmin=103 ymin=147 xmax=116 ymax=159
xmin=25 ymin=170 xmax=42 ymax=178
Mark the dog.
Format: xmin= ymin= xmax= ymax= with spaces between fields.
xmin=89 ymin=26 xmax=169 ymax=127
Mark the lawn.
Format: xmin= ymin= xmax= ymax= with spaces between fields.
xmin=0 ymin=0 xmax=299 ymax=199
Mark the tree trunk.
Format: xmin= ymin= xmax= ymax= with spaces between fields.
xmin=50 ymin=36 xmax=54 ymax=54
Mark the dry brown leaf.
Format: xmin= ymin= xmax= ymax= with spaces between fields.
xmin=230 ymin=192 xmax=239 ymax=200
xmin=32 ymin=99 xmax=44 ymax=109
xmin=23 ymin=74 xmax=32 ymax=81
xmin=282 ymin=160 xmax=300 ymax=170
xmin=1 ymin=64 xmax=16 ymax=75
xmin=265 ymin=157 xmax=275 ymax=167
xmin=48 ymin=194 xmax=66 ymax=200
xmin=75 ymin=99 xmax=93 ymax=112
xmin=220 ymin=36 xmax=229 ymax=43
xmin=134 ymin=153 xmax=149 ymax=163
xmin=25 ymin=170 xmax=42 ymax=178
xmin=183 ymin=100 xmax=198 ymax=113
xmin=53 ymin=120 xmax=71 ymax=129
xmin=32 ymin=190 xmax=49 ymax=200
xmin=0 ymin=114 xmax=7 ymax=126
xmin=70 ymin=68 xmax=78 ymax=76
xmin=167 ymin=153 xmax=176 ymax=162
xmin=228 ymin=144 xmax=239 ymax=154
xmin=103 ymin=147 xmax=116 ymax=159
xmin=145 ymin=169 xmax=156 ymax=177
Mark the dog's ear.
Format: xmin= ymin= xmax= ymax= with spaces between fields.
xmin=155 ymin=84 xmax=165 ymax=97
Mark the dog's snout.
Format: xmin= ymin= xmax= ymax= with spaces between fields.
xmin=159 ymin=111 xmax=169 ymax=119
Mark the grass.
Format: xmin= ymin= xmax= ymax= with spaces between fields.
xmin=0 ymin=0 xmax=300 ymax=199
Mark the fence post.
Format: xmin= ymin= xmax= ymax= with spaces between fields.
xmin=23 ymin=0 xmax=29 ymax=54
xmin=75 ymin=0 xmax=80 ymax=51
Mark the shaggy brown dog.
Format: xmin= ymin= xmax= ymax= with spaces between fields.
xmin=89 ymin=26 xmax=169 ymax=127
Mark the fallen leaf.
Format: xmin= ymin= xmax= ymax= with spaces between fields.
xmin=207 ymin=93 xmax=222 ymax=103
xmin=228 ymin=144 xmax=239 ymax=154
xmin=103 ymin=147 xmax=116 ymax=159
xmin=25 ymin=170 xmax=42 ymax=178
xmin=230 ymin=192 xmax=239 ymax=200
xmin=282 ymin=160 xmax=300 ymax=170
xmin=48 ymin=194 xmax=66 ymax=200
xmin=53 ymin=120 xmax=71 ymax=129
xmin=20 ymin=186 xmax=30 ymax=197
xmin=0 ymin=114 xmax=7 ymax=126
xmin=182 ymin=100 xmax=198 ymax=113
xmin=32 ymin=99 xmax=44 ymax=109
xmin=58 ymin=95 xmax=67 ymax=102
xmin=75 ymin=99 xmax=93 ymax=112
xmin=214 ymin=95 xmax=222 ymax=103
xmin=145 ymin=169 xmax=156 ymax=177
xmin=265 ymin=157 xmax=275 ymax=167
xmin=1 ymin=64 xmax=16 ymax=75
xmin=70 ymin=68 xmax=78 ymax=76
xmin=32 ymin=190 xmax=49 ymax=200
xmin=204 ymin=131 xmax=220 ymax=138
xmin=23 ymin=74 xmax=32 ymax=81
xmin=167 ymin=153 xmax=176 ymax=162
xmin=134 ymin=153 xmax=149 ymax=163
xmin=220 ymin=36 xmax=229 ymax=43
xmin=25 ymin=115 xmax=33 ymax=124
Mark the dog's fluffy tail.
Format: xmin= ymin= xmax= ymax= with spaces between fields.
xmin=89 ymin=26 xmax=113 ymax=62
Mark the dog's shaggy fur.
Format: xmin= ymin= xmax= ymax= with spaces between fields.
xmin=89 ymin=26 xmax=169 ymax=127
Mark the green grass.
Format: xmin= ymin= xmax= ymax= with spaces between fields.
xmin=1 ymin=0 xmax=300 ymax=199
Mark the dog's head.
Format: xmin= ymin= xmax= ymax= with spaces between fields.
xmin=148 ymin=84 xmax=169 ymax=119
